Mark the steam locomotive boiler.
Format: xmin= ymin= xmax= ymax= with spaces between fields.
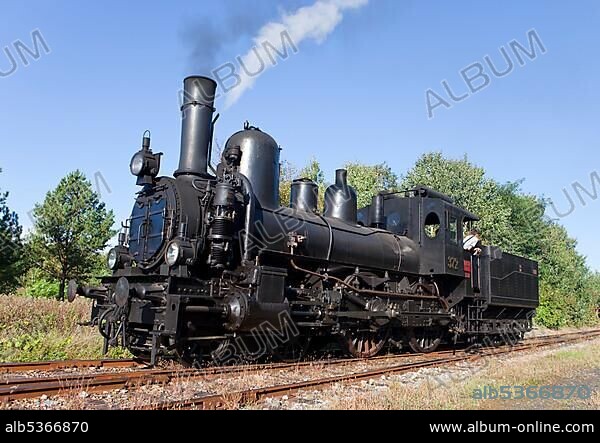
xmin=69 ymin=76 xmax=539 ymax=365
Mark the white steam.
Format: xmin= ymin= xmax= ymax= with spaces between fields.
xmin=224 ymin=0 xmax=369 ymax=108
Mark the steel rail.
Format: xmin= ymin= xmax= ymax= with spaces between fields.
xmin=0 ymin=359 xmax=139 ymax=374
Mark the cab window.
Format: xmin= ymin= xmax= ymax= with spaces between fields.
xmin=448 ymin=214 xmax=458 ymax=243
xmin=424 ymin=212 xmax=441 ymax=238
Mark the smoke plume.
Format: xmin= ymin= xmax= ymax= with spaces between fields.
xmin=224 ymin=0 xmax=369 ymax=108
xmin=181 ymin=7 xmax=274 ymax=74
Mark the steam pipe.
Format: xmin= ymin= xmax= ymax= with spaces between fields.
xmin=235 ymin=173 xmax=256 ymax=262
xmin=207 ymin=113 xmax=220 ymax=176
xmin=335 ymin=168 xmax=347 ymax=187
xmin=289 ymin=259 xmax=439 ymax=301
xmin=370 ymin=193 xmax=386 ymax=229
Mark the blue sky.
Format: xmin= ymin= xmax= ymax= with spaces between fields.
xmin=0 ymin=0 xmax=599 ymax=270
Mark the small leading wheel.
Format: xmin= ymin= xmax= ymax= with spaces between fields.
xmin=408 ymin=327 xmax=443 ymax=353
xmin=342 ymin=327 xmax=389 ymax=358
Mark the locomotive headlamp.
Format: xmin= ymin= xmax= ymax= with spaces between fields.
xmin=107 ymin=246 xmax=132 ymax=271
xmin=107 ymin=248 xmax=119 ymax=270
xmin=165 ymin=241 xmax=181 ymax=266
xmin=165 ymin=240 xmax=196 ymax=267
xmin=131 ymin=131 xmax=162 ymax=186
xmin=130 ymin=152 xmax=145 ymax=176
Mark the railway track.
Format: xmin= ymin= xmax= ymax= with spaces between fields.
xmin=1 ymin=329 xmax=599 ymax=405
xmin=152 ymin=329 xmax=600 ymax=410
xmin=0 ymin=350 xmax=459 ymax=401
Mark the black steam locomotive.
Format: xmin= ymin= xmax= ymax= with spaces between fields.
xmin=69 ymin=77 xmax=539 ymax=364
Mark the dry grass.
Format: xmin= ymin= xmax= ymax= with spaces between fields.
xmin=589 ymin=390 xmax=600 ymax=409
xmin=0 ymin=294 xmax=105 ymax=362
xmin=328 ymin=340 xmax=600 ymax=410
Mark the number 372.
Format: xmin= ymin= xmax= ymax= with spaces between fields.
xmin=447 ymin=256 xmax=460 ymax=270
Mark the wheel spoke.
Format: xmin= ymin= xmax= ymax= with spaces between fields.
xmin=344 ymin=329 xmax=388 ymax=358
xmin=409 ymin=328 xmax=442 ymax=354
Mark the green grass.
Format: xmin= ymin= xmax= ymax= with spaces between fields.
xmin=550 ymin=348 xmax=587 ymax=360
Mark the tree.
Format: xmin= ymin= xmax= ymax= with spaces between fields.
xmin=345 ymin=162 xmax=399 ymax=208
xmin=588 ymin=273 xmax=600 ymax=320
xmin=0 ymin=169 xmax=24 ymax=293
xmin=495 ymin=183 xmax=548 ymax=259
xmin=29 ymin=171 xmax=115 ymax=300
xmin=279 ymin=160 xmax=297 ymax=208
xmin=299 ymin=157 xmax=326 ymax=185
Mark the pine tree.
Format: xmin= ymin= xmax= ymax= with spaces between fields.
xmin=0 ymin=168 xmax=24 ymax=293
xmin=29 ymin=171 xmax=115 ymax=300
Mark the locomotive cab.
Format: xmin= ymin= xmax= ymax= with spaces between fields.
xmin=358 ymin=186 xmax=479 ymax=277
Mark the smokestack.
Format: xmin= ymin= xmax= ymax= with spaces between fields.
xmin=174 ymin=76 xmax=217 ymax=178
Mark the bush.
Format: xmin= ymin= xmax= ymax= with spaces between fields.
xmin=3 ymin=334 xmax=72 ymax=362
xmin=20 ymin=268 xmax=60 ymax=299
xmin=26 ymin=278 xmax=60 ymax=299
xmin=535 ymin=283 xmax=569 ymax=329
